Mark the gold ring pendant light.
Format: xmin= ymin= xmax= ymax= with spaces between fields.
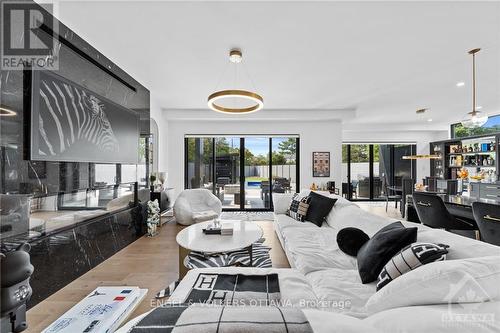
xmin=207 ymin=50 xmax=264 ymax=114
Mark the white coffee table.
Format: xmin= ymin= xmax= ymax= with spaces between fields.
xmin=176 ymin=220 xmax=263 ymax=276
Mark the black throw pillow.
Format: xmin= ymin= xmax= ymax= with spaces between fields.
xmin=305 ymin=191 xmax=337 ymax=226
xmin=357 ymin=221 xmax=417 ymax=284
xmin=337 ymin=227 xmax=370 ymax=256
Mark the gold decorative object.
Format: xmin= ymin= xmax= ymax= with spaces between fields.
xmin=208 ymin=90 xmax=263 ymax=114
xmin=402 ymin=154 xmax=440 ymax=160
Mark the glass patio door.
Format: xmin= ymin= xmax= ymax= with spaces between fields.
xmin=343 ymin=143 xmax=416 ymax=201
xmin=243 ymin=137 xmax=271 ymax=209
xmin=215 ymin=137 xmax=241 ymax=209
xmin=185 ymin=136 xmax=299 ymax=211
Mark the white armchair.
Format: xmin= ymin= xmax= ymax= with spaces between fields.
xmin=173 ymin=189 xmax=222 ymax=225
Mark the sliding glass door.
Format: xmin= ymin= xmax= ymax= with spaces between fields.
xmin=215 ymin=137 xmax=241 ymax=209
xmin=244 ymin=137 xmax=270 ymax=209
xmin=186 ymin=136 xmax=299 ymax=211
xmin=343 ymin=143 xmax=416 ymax=201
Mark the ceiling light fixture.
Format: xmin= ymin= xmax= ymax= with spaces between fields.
xmin=456 ymin=81 xmax=465 ymax=87
xmin=0 ymin=107 xmax=17 ymax=117
xmin=207 ymin=49 xmax=264 ymax=114
xmin=402 ymin=154 xmax=440 ymax=160
xmin=427 ymin=118 xmax=433 ymax=122
xmin=460 ymin=48 xmax=488 ymax=128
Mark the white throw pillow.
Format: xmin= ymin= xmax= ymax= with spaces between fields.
xmin=272 ymin=193 xmax=295 ymax=214
xmin=365 ymin=255 xmax=500 ymax=314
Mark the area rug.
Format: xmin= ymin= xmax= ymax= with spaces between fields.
xmin=220 ymin=211 xmax=274 ymax=221
xmin=185 ymin=238 xmax=272 ymax=269
xmin=155 ymin=239 xmax=272 ymax=299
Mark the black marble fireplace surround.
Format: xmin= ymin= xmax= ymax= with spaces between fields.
xmin=0 ymin=1 xmax=150 ymax=308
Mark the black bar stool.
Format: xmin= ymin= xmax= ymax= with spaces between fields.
xmin=412 ymin=192 xmax=478 ymax=238
xmin=472 ymin=202 xmax=500 ymax=246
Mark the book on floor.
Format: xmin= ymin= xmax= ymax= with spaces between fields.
xmin=42 ymin=286 xmax=147 ymax=333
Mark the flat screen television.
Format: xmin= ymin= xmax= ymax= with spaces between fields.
xmin=29 ymin=70 xmax=140 ymax=164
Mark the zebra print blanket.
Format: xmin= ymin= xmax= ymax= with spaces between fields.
xmin=185 ymin=238 xmax=272 ymax=269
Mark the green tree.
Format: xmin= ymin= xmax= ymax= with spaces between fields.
xmin=244 ymin=148 xmax=255 ymax=165
xmin=343 ymin=144 xmax=380 ymax=162
xmin=253 ymin=154 xmax=268 ymax=166
xmin=278 ymin=138 xmax=296 ymax=159
xmin=272 ymin=152 xmax=287 ymax=165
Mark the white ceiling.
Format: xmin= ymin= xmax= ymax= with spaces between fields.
xmin=52 ymin=1 xmax=500 ymax=130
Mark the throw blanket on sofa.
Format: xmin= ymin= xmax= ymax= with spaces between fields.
xmin=129 ymin=303 xmax=313 ymax=333
xmin=184 ymin=273 xmax=280 ymax=306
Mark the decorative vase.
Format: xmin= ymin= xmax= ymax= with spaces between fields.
xmin=146 ymin=199 xmax=160 ymax=237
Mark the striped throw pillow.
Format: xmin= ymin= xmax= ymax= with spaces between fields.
xmin=376 ymin=242 xmax=449 ymax=291
xmin=286 ymin=194 xmax=311 ymax=222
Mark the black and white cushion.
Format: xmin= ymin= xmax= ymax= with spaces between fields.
xmin=376 ymin=242 xmax=449 ymax=290
xmin=357 ymin=222 xmax=418 ymax=284
xmin=286 ymin=194 xmax=311 ymax=222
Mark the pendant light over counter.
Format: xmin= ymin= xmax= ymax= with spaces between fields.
xmin=460 ymin=48 xmax=488 ymax=128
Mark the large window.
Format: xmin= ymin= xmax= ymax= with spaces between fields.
xmin=342 ymin=143 xmax=416 ymax=201
xmin=185 ymin=136 xmax=299 ymax=211
xmin=451 ymin=114 xmax=500 ymax=138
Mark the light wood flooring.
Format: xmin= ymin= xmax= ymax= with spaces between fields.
xmin=25 ymin=220 xmax=289 ymax=333
xmin=356 ymin=201 xmax=403 ymax=220
xmin=25 ymin=205 xmax=399 ymax=332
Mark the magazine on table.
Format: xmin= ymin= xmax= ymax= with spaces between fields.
xmin=42 ymin=286 xmax=147 ymax=333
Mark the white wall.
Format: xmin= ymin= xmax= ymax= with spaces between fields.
xmin=149 ymin=97 xmax=168 ymax=172
xmin=342 ymin=129 xmax=448 ymax=182
xmin=164 ymin=119 xmax=342 ymax=200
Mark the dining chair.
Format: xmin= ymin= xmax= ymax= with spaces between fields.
xmin=412 ymin=192 xmax=478 ymax=237
xmin=400 ymin=178 xmax=415 ymax=218
xmin=384 ymin=182 xmax=402 ymax=212
xmin=472 ymin=202 xmax=500 ymax=246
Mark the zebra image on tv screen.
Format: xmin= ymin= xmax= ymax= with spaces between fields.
xmin=30 ymin=70 xmax=140 ymax=163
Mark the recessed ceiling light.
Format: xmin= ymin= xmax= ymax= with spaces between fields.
xmin=456 ymin=81 xmax=465 ymax=87
xmin=427 ymin=118 xmax=433 ymax=122
xmin=476 ymin=105 xmax=483 ymax=110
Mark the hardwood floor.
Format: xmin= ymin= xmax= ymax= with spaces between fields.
xmin=25 ymin=205 xmax=398 ymax=332
xmin=25 ymin=220 xmax=289 ymax=332
xmin=356 ymin=201 xmax=402 ymax=220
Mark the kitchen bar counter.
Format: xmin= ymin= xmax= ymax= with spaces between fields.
xmin=406 ymin=193 xmax=498 ymax=222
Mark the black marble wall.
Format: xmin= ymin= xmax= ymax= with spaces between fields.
xmin=27 ymin=208 xmax=142 ymax=306
xmin=0 ymin=1 xmax=150 ymax=308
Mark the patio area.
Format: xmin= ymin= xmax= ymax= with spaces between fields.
xmin=220 ymin=183 xmax=296 ymax=209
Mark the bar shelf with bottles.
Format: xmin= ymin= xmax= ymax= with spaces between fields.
xmin=430 ymin=134 xmax=498 ymax=183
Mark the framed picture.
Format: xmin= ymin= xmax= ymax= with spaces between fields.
xmin=28 ymin=70 xmax=140 ymax=164
xmin=313 ymin=151 xmax=330 ymax=177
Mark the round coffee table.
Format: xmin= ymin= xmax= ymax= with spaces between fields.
xmin=176 ymin=220 xmax=263 ymax=276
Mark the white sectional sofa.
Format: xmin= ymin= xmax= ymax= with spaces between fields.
xmin=119 ymin=190 xmax=500 ymax=333
xmin=270 ymin=190 xmax=500 ymax=331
